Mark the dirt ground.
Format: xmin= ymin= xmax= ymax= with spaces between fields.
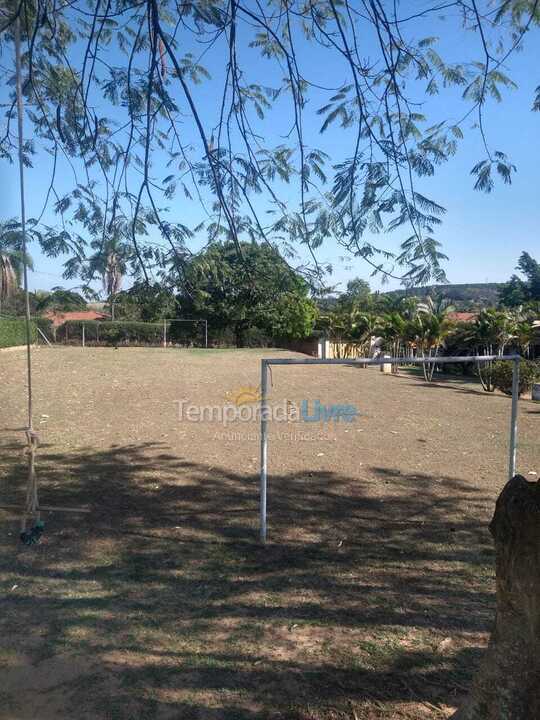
xmin=1 ymin=346 xmax=539 ymax=720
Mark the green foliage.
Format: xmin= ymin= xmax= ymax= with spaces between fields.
xmin=470 ymin=309 xmax=516 ymax=354
xmin=466 ymin=309 xmax=518 ymax=391
xmin=0 ymin=318 xmax=37 ymax=348
xmin=470 ymin=151 xmax=516 ymax=193
xmin=1 ymin=288 xmax=35 ymax=315
xmin=491 ymin=360 xmax=540 ymax=396
xmin=343 ymin=278 xmax=371 ymax=307
xmin=34 ymin=288 xmax=87 ymax=312
xmin=2 ymin=1 xmax=539 ymax=289
xmin=499 ymin=252 xmax=540 ymax=307
xmin=57 ymin=320 xmax=163 ymax=346
xmin=0 ymin=219 xmax=36 ymax=280
xmin=114 ymin=282 xmax=178 ymax=322
xmin=179 ymin=242 xmax=316 ymax=346
xmin=379 ymin=311 xmax=413 ymax=353
xmin=499 ymin=275 xmax=529 ymax=307
xmin=318 ymin=278 xmax=377 ymax=344
xmin=269 ymin=293 xmax=319 ymax=340
xmin=0 ymin=219 xmax=35 ymax=304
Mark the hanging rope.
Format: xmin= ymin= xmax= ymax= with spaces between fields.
xmin=15 ymin=13 xmax=44 ymax=545
xmin=20 ymin=429 xmax=44 ymax=544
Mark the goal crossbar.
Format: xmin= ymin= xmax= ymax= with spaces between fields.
xmin=259 ymin=354 xmax=521 ymax=544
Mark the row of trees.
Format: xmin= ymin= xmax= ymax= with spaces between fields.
xmin=0 ymin=218 xmax=124 ymax=318
xmin=323 ymin=294 xmax=537 ymax=383
xmin=3 ymin=220 xmax=539 ymax=364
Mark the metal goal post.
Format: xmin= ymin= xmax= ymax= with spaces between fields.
xmin=259 ymin=354 xmax=521 ymax=544
xmin=163 ymin=319 xmax=208 ymax=348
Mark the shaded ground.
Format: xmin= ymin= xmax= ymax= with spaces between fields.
xmin=0 ymin=347 xmax=538 ymax=719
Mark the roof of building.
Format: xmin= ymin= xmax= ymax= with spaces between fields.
xmin=447 ymin=311 xmax=478 ymax=323
xmin=43 ymin=309 xmax=110 ymax=326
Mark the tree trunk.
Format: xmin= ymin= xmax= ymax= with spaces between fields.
xmin=452 ymin=475 xmax=540 ymax=720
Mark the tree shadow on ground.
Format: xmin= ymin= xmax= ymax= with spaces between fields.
xmin=0 ymin=440 xmax=495 ymax=719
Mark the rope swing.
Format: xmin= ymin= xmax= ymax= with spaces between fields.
xmin=11 ymin=14 xmax=89 ymax=545
xmin=14 ymin=15 xmax=44 ymax=544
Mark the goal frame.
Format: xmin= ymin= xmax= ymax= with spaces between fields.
xmin=259 ymin=354 xmax=521 ymax=544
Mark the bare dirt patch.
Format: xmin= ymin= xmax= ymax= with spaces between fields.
xmin=1 ymin=347 xmax=538 ymax=719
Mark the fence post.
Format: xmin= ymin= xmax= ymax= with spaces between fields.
xmin=82 ymin=323 xmax=85 ymax=348
xmin=96 ymin=322 xmax=99 ymax=344
xmin=37 ymin=327 xmax=52 ymax=346
xmin=163 ymin=319 xmax=167 ymax=348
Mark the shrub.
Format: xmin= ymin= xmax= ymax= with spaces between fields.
xmin=0 ymin=318 xmax=37 ymax=348
xmin=167 ymin=321 xmax=205 ymax=346
xmin=491 ymin=359 xmax=540 ymax=397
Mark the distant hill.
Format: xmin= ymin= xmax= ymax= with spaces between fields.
xmin=381 ymin=282 xmax=503 ymax=310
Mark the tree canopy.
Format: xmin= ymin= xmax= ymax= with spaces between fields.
xmin=499 ymin=251 xmax=540 ymax=306
xmin=178 ymin=240 xmax=317 ymax=345
xmin=34 ymin=286 xmax=87 ymax=312
xmin=1 ymin=0 xmax=539 ymax=293
xmin=114 ymin=281 xmax=177 ymax=321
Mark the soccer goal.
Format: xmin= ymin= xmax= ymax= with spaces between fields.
xmin=68 ymin=320 xmax=164 ymax=347
xmin=164 ymin=318 xmax=208 ymax=348
xmin=258 ymin=354 xmax=521 ymax=544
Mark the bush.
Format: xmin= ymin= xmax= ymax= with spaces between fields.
xmin=167 ymin=321 xmax=206 ymax=346
xmin=0 ymin=318 xmax=37 ymax=348
xmin=205 ymin=326 xmax=274 ymax=348
xmin=57 ymin=320 xmax=164 ymax=346
xmin=491 ymin=359 xmax=540 ymax=396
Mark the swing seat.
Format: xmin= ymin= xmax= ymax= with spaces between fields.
xmin=20 ymin=519 xmax=45 ymax=545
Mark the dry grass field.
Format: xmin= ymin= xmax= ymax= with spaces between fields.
xmin=1 ymin=346 xmax=539 ymax=719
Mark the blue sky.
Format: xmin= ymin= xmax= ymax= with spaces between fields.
xmin=1 ymin=7 xmax=539 ymax=295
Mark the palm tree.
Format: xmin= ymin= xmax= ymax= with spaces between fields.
xmin=417 ymin=292 xmax=454 ymax=317
xmin=0 ymin=255 xmax=17 ymax=311
xmin=380 ymin=311 xmax=412 ymax=372
xmin=408 ymin=297 xmax=456 ymax=381
xmin=319 ymin=307 xmax=379 ymax=359
xmin=514 ymin=320 xmax=533 ymax=357
xmin=468 ymin=309 xmax=516 ymax=391
xmin=103 ymin=251 xmax=123 ymax=321
xmin=87 ymin=235 xmax=127 ymax=322
xmin=350 ymin=310 xmax=379 ymax=359
xmin=412 ymin=312 xmax=452 ymax=381
xmin=0 ymin=219 xmax=34 ymax=315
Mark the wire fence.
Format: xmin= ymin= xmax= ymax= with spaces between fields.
xmin=54 ymin=319 xmax=208 ymax=348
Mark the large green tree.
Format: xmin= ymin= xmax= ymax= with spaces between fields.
xmin=179 ymin=241 xmax=317 ymax=346
xmin=499 ymin=252 xmax=540 ymax=306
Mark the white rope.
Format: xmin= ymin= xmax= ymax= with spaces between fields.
xmin=15 ymin=13 xmax=38 ymax=532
